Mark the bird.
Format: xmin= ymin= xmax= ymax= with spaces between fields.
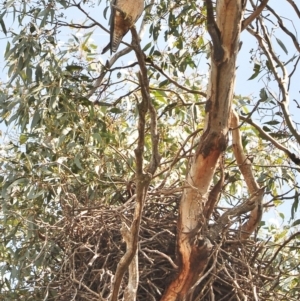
xmin=101 ymin=0 xmax=144 ymax=54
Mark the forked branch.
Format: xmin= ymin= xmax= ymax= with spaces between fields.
xmin=242 ymin=0 xmax=269 ymax=31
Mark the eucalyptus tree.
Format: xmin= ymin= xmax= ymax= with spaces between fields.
xmin=0 ymin=0 xmax=300 ymax=300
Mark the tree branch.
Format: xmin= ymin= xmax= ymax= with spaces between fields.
xmin=266 ymin=4 xmax=300 ymax=52
xmin=210 ymin=188 xmax=265 ymax=241
xmin=147 ymin=59 xmax=207 ymax=97
xmin=247 ymin=23 xmax=300 ymax=145
xmin=242 ymin=0 xmax=269 ymax=31
xmin=204 ymin=160 xmax=224 ymax=219
xmin=87 ymin=0 xmax=155 ymax=99
xmin=286 ymin=0 xmax=300 ymax=18
xmin=121 ymin=222 xmax=139 ymax=301
xmin=206 ymin=0 xmax=224 ymax=63
xmin=161 ymin=0 xmax=245 ymax=299
xmin=240 ymin=115 xmax=300 ymax=165
xmin=73 ymin=1 xmax=110 ymax=33
xmin=231 ymin=110 xmax=264 ymax=238
xmin=265 ymin=231 xmax=300 ymax=269
xmin=110 ymin=24 xmax=159 ymax=301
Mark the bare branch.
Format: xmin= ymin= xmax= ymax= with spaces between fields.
xmin=110 ymin=24 xmax=159 ymax=301
xmin=242 ymin=0 xmax=269 ymax=31
xmin=130 ymin=27 xmax=161 ymax=176
xmin=231 ymin=110 xmax=260 ymax=193
xmin=144 ymin=248 xmax=178 ymax=270
xmin=266 ymin=4 xmax=300 ymax=52
xmin=286 ymin=0 xmax=300 ymax=18
xmin=73 ymin=1 xmax=110 ymax=33
xmin=162 ymin=1 xmax=245 ymax=298
xmin=157 ymin=128 xmax=202 ymax=188
xmin=206 ymin=0 xmax=224 ymax=63
xmin=210 ymin=188 xmax=265 ymax=241
xmin=147 ymin=59 xmax=207 ymax=97
xmin=231 ymin=110 xmax=263 ymax=238
xmin=121 ymin=222 xmax=139 ymax=301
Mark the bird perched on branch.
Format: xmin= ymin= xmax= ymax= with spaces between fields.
xmin=102 ymin=0 xmax=144 ymax=54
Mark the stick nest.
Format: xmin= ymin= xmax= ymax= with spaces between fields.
xmin=40 ymin=191 xmax=295 ymax=301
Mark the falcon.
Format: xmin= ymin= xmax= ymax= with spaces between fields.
xmin=102 ymin=0 xmax=144 ymax=54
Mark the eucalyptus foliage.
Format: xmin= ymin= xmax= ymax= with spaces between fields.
xmin=0 ymin=0 xmax=299 ymax=300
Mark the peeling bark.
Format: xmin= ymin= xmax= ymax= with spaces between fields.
xmin=121 ymin=222 xmax=138 ymax=301
xmin=161 ymin=1 xmax=245 ymax=300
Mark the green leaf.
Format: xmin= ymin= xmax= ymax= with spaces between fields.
xmin=62 ymin=127 xmax=72 ymax=135
xmin=153 ymin=50 xmax=161 ymax=57
xmin=143 ymin=42 xmax=152 ymax=52
xmin=82 ymin=31 xmax=93 ymax=51
xmin=57 ymin=0 xmax=68 ymax=8
xmin=0 ymin=11 xmax=7 ymax=35
xmin=4 ymin=278 xmax=10 ymax=290
xmin=92 ymin=133 xmax=102 ymax=142
xmin=110 ymin=107 xmax=122 ymax=114
xmin=74 ymin=155 xmax=83 ymax=170
xmin=28 ymin=189 xmax=45 ymax=200
xmin=66 ymin=65 xmax=83 ymax=73
xmin=26 ymin=67 xmax=32 ymax=83
xmin=103 ymin=5 xmax=109 ymax=20
xmin=4 ymin=41 xmax=10 ymax=59
xmin=266 ymin=60 xmax=272 ymax=70
xmin=39 ymin=8 xmax=50 ymax=28
xmin=291 ymin=219 xmax=300 ymax=227
xmin=259 ymin=221 xmax=266 ymax=227
xmin=276 ymin=37 xmax=288 ymax=55
xmin=71 ymin=33 xmax=79 ymax=43
xmin=264 ymin=120 xmax=280 ymax=125
xmin=248 ymin=63 xmax=261 ymax=80
xmin=31 ymin=110 xmax=40 ymax=129
xmin=19 ymin=134 xmax=28 ymax=144
xmin=35 ymin=64 xmax=42 ymax=82
xmin=262 ymin=126 xmax=271 ymax=132
xmin=29 ymin=23 xmax=36 ymax=33
xmin=159 ymin=79 xmax=169 ymax=87
xmin=291 ymin=191 xmax=299 ymax=219
xmin=259 ymin=88 xmax=268 ymax=101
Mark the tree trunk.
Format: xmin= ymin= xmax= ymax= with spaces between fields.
xmin=161 ymin=1 xmax=245 ymax=300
